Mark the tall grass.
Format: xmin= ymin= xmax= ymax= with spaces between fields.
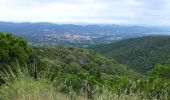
xmin=0 ymin=63 xmax=169 ymax=100
xmin=0 ymin=62 xmax=58 ymax=100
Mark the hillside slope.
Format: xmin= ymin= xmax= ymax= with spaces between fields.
xmin=34 ymin=46 xmax=139 ymax=78
xmin=1 ymin=32 xmax=169 ymax=99
xmin=91 ymin=36 xmax=170 ymax=74
xmin=32 ymin=46 xmax=142 ymax=94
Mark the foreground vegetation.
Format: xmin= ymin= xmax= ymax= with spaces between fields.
xmin=0 ymin=32 xmax=170 ymax=100
xmin=0 ymin=63 xmax=169 ymax=100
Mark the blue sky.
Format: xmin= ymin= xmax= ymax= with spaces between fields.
xmin=0 ymin=0 xmax=170 ymax=25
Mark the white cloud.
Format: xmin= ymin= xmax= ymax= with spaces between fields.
xmin=0 ymin=0 xmax=170 ymax=25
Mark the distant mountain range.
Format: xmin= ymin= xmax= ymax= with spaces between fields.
xmin=1 ymin=21 xmax=170 ymax=34
xmin=0 ymin=21 xmax=170 ymax=46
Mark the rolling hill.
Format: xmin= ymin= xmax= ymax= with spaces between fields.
xmin=0 ymin=32 xmax=170 ymax=99
xmin=91 ymin=36 xmax=170 ymax=74
xmin=34 ymin=45 xmax=139 ymax=78
xmin=31 ymin=45 xmax=142 ymax=95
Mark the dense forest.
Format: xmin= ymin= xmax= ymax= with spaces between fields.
xmin=0 ymin=32 xmax=170 ymax=100
xmin=91 ymin=36 xmax=170 ymax=74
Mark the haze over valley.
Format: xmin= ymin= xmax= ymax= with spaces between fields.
xmin=1 ymin=21 xmax=170 ymax=47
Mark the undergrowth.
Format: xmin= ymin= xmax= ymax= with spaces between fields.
xmin=0 ymin=63 xmax=169 ymax=100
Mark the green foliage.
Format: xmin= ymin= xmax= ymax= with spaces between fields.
xmin=32 ymin=45 xmax=141 ymax=96
xmin=134 ymin=61 xmax=170 ymax=99
xmin=0 ymin=32 xmax=32 ymax=65
xmin=91 ymin=36 xmax=170 ymax=74
xmin=0 ymin=33 xmax=170 ymax=99
xmin=0 ymin=63 xmax=169 ymax=100
xmin=150 ymin=64 xmax=170 ymax=80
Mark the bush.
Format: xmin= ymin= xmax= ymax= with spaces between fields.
xmin=0 ymin=32 xmax=32 ymax=65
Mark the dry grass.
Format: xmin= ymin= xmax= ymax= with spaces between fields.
xmin=0 ymin=64 xmax=169 ymax=100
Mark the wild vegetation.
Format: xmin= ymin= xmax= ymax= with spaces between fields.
xmin=0 ymin=63 xmax=169 ymax=100
xmin=0 ymin=32 xmax=32 ymax=65
xmin=0 ymin=32 xmax=170 ymax=100
xmin=91 ymin=36 xmax=170 ymax=74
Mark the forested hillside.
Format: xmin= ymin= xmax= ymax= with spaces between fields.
xmin=91 ymin=36 xmax=170 ymax=74
xmin=32 ymin=46 xmax=142 ymax=94
xmin=0 ymin=32 xmax=170 ymax=100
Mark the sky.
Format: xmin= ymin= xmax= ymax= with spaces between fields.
xmin=0 ymin=0 xmax=170 ymax=25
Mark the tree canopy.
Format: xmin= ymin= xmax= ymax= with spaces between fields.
xmin=91 ymin=36 xmax=170 ymax=74
xmin=0 ymin=32 xmax=32 ymax=65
